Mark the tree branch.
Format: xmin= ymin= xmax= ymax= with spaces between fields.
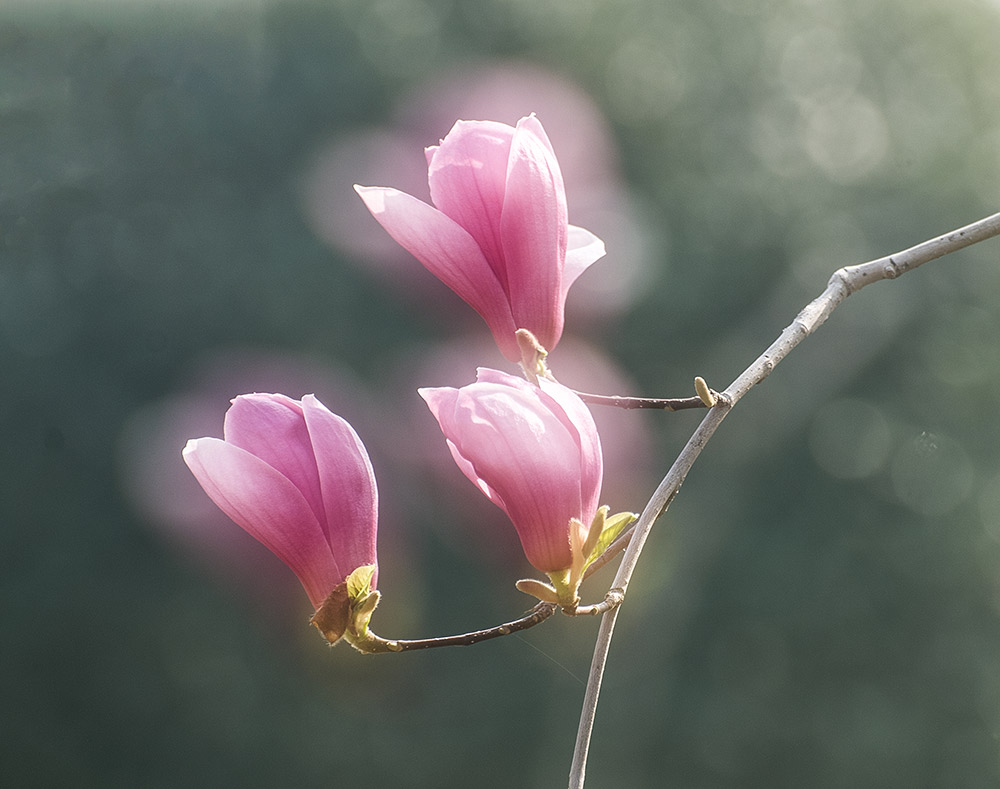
xmin=357 ymin=601 xmax=557 ymax=653
xmin=574 ymin=391 xmax=709 ymax=411
xmin=567 ymin=210 xmax=1000 ymax=789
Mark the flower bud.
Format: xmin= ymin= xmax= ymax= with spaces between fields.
xmin=357 ymin=115 xmax=605 ymax=361
xmin=183 ymin=394 xmax=378 ymax=626
xmin=419 ymin=368 xmax=603 ymax=576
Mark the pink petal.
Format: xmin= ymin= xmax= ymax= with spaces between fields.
xmin=426 ymin=120 xmax=514 ymax=285
xmin=460 ymin=389 xmax=581 ymax=571
xmin=421 ymin=385 xmax=510 ymax=513
xmin=183 ymin=437 xmax=339 ymax=607
xmin=417 ymin=381 xmax=459 ymax=419
xmin=562 ymin=224 xmax=606 ymax=299
xmin=443 ymin=438 xmax=508 ymax=511
xmin=473 ymin=369 xmax=603 ymax=563
xmin=223 ymin=394 xmax=325 ymax=528
xmin=355 ymin=185 xmax=521 ymax=361
xmin=301 ymin=395 xmax=379 ymax=587
xmin=500 ymin=115 xmax=568 ymax=350
xmin=421 ymin=375 xmax=584 ymax=571
xmin=474 ymin=366 xmax=537 ymax=392
xmin=537 ymin=377 xmax=603 ymax=523
xmin=473 ymin=369 xmax=602 ymax=510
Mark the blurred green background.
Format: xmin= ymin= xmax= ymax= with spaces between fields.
xmin=4 ymin=0 xmax=1000 ymax=786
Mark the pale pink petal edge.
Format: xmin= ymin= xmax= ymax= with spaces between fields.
xmin=183 ymin=437 xmax=340 ymax=607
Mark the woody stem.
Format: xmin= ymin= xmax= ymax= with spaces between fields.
xmin=354 ymin=601 xmax=557 ymax=653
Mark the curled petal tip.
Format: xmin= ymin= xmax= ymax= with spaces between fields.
xmin=356 ymin=115 xmax=602 ymax=359
xmin=183 ymin=393 xmax=378 ymax=611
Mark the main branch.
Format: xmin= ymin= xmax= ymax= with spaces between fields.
xmin=567 ymin=210 xmax=1000 ymax=789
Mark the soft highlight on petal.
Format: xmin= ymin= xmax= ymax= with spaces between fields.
xmin=355 ymin=185 xmax=520 ymax=360
xmin=427 ymin=119 xmax=514 ymax=280
xmin=223 ymin=394 xmax=325 ymax=528
xmin=357 ymin=115 xmax=604 ymax=359
xmin=419 ymin=368 xmax=604 ymax=573
xmin=183 ymin=437 xmax=339 ymax=607
xmin=301 ymin=395 xmax=379 ymax=586
xmin=183 ymin=394 xmax=380 ymax=610
xmin=563 ymin=224 xmax=606 ymax=297
xmin=501 ymin=115 xmax=568 ymax=350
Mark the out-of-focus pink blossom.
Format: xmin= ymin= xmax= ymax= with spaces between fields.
xmin=356 ymin=115 xmax=605 ymax=362
xmin=183 ymin=393 xmax=378 ymax=610
xmin=419 ymin=368 xmax=602 ymax=573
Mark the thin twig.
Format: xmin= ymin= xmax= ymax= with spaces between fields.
xmin=362 ymin=601 xmax=557 ymax=652
xmin=567 ymin=210 xmax=1000 ymax=789
xmin=564 ymin=588 xmax=626 ymax=617
xmin=574 ymin=391 xmax=709 ymax=411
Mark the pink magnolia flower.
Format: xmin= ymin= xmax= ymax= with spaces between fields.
xmin=418 ymin=368 xmax=602 ymax=573
xmin=356 ymin=115 xmax=605 ymax=362
xmin=182 ymin=393 xmax=378 ymax=611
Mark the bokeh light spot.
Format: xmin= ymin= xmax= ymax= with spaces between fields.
xmin=779 ymin=26 xmax=862 ymax=106
xmin=890 ymin=431 xmax=974 ymax=517
xmin=809 ymin=398 xmax=892 ymax=480
xmin=800 ymin=92 xmax=889 ymax=183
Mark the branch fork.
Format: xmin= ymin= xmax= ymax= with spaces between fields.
xmin=566 ymin=210 xmax=1000 ymax=789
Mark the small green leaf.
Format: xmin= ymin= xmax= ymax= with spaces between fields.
xmin=581 ymin=506 xmax=609 ymax=561
xmin=515 ymin=578 xmax=560 ymax=604
xmin=584 ymin=511 xmax=637 ymax=569
xmin=350 ymin=589 xmax=381 ymax=637
xmin=545 ymin=567 xmax=581 ymax=609
xmin=346 ymin=564 xmax=377 ymax=602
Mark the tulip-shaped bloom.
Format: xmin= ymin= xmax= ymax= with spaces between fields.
xmin=356 ymin=115 xmax=606 ymax=362
xmin=182 ymin=394 xmax=378 ymax=617
xmin=419 ymin=369 xmax=603 ymax=586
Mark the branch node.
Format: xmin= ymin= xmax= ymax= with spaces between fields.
xmin=564 ymin=587 xmax=626 ymax=617
xmin=605 ymin=587 xmax=625 ymax=609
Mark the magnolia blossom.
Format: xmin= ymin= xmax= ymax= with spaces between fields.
xmin=356 ymin=115 xmax=605 ymax=362
xmin=419 ymin=368 xmax=603 ymax=573
xmin=183 ymin=393 xmax=378 ymax=610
